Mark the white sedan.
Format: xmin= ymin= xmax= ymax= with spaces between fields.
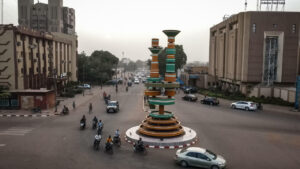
xmin=231 ymin=101 xmax=257 ymax=111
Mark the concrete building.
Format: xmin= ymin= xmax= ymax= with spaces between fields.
xmin=180 ymin=66 xmax=214 ymax=89
xmin=18 ymin=0 xmax=76 ymax=35
xmin=209 ymin=11 xmax=300 ymax=95
xmin=0 ymin=24 xmax=77 ymax=109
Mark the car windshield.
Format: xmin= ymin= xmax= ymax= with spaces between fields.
xmin=108 ymin=103 xmax=116 ymax=106
xmin=205 ymin=150 xmax=217 ymax=160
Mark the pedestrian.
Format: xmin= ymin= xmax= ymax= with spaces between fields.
xmin=55 ymin=104 xmax=57 ymax=113
xmin=73 ymin=101 xmax=76 ymax=109
xmin=100 ymin=83 xmax=103 ymax=90
xmin=83 ymin=90 xmax=85 ymax=96
xmin=89 ymin=103 xmax=93 ymax=114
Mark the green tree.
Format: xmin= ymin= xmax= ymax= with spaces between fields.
xmin=77 ymin=50 xmax=119 ymax=84
xmin=158 ymin=45 xmax=187 ymax=76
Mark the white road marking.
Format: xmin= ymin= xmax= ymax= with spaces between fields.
xmin=0 ymin=127 xmax=33 ymax=136
xmin=0 ymin=144 xmax=6 ymax=147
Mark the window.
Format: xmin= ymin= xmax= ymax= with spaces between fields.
xmin=197 ymin=153 xmax=210 ymax=161
xmin=292 ymin=24 xmax=296 ymax=33
xmin=186 ymin=152 xmax=197 ymax=158
xmin=252 ymin=23 xmax=256 ymax=33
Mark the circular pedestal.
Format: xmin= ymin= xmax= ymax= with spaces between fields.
xmin=125 ymin=126 xmax=197 ymax=149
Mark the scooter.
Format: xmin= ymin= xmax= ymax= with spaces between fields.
xmin=113 ymin=136 xmax=121 ymax=147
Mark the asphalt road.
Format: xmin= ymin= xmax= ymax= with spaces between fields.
xmin=0 ymin=84 xmax=300 ymax=169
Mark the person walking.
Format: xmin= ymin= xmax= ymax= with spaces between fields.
xmin=73 ymin=101 xmax=76 ymax=109
xmin=89 ymin=103 xmax=93 ymax=114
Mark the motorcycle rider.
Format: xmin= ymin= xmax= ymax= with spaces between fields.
xmin=97 ymin=120 xmax=103 ymax=134
xmin=113 ymin=129 xmax=120 ymax=144
xmin=92 ymin=116 xmax=98 ymax=129
xmin=94 ymin=133 xmax=101 ymax=150
xmin=136 ymin=138 xmax=144 ymax=151
xmin=80 ymin=115 xmax=86 ymax=129
xmin=126 ymin=86 xmax=128 ymax=92
xmin=105 ymin=135 xmax=113 ymax=150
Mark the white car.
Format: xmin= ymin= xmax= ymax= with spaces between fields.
xmin=134 ymin=79 xmax=139 ymax=84
xmin=175 ymin=147 xmax=226 ymax=169
xmin=231 ymin=101 xmax=257 ymax=111
xmin=78 ymin=84 xmax=91 ymax=89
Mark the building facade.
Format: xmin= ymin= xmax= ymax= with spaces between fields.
xmin=18 ymin=0 xmax=76 ymax=35
xmin=0 ymin=24 xmax=77 ymax=91
xmin=180 ymin=66 xmax=214 ymax=89
xmin=209 ymin=11 xmax=300 ymax=94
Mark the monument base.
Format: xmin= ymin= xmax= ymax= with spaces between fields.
xmin=125 ymin=126 xmax=197 ymax=149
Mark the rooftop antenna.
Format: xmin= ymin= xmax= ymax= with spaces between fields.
xmin=245 ymin=0 xmax=248 ymax=11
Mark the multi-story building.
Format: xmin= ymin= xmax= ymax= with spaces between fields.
xmin=209 ymin=11 xmax=300 ymax=94
xmin=18 ymin=0 xmax=76 ymax=35
xmin=0 ymin=24 xmax=77 ymax=109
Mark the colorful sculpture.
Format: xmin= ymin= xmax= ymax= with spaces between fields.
xmin=138 ymin=30 xmax=185 ymax=138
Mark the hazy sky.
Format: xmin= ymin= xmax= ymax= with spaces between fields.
xmin=2 ymin=0 xmax=300 ymax=62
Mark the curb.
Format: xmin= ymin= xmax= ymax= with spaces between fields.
xmin=124 ymin=136 xmax=198 ymax=149
xmin=0 ymin=113 xmax=58 ymax=118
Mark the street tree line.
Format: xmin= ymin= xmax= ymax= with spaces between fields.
xmin=77 ymin=50 xmax=119 ymax=84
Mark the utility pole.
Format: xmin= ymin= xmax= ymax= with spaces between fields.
xmin=1 ymin=0 xmax=3 ymax=24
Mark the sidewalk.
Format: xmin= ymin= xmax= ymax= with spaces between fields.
xmin=0 ymin=86 xmax=104 ymax=118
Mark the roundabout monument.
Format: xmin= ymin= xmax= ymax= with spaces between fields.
xmin=125 ymin=30 xmax=197 ymax=148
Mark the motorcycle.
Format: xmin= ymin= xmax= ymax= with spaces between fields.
xmin=61 ymin=108 xmax=69 ymax=115
xmin=92 ymin=120 xmax=97 ymax=130
xmin=113 ymin=136 xmax=121 ymax=147
xmin=133 ymin=143 xmax=146 ymax=154
xmin=80 ymin=122 xmax=85 ymax=130
xmin=97 ymin=125 xmax=103 ymax=134
xmin=93 ymin=135 xmax=101 ymax=150
xmin=105 ymin=142 xmax=113 ymax=153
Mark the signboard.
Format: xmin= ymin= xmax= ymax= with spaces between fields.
xmin=260 ymin=0 xmax=285 ymax=4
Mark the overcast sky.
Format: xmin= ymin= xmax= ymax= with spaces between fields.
xmin=2 ymin=0 xmax=300 ymax=62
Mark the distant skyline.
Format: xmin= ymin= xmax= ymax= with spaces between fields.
xmin=2 ymin=0 xmax=300 ymax=62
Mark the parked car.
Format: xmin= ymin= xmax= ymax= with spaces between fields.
xmin=134 ymin=79 xmax=140 ymax=84
xmin=106 ymin=101 xmax=119 ymax=113
xmin=201 ymin=97 xmax=219 ymax=105
xmin=127 ymin=81 xmax=132 ymax=87
xmin=182 ymin=94 xmax=198 ymax=102
xmin=175 ymin=147 xmax=226 ymax=169
xmin=78 ymin=84 xmax=91 ymax=89
xmin=105 ymin=80 xmax=117 ymax=85
xmin=231 ymin=101 xmax=257 ymax=111
xmin=184 ymin=87 xmax=198 ymax=94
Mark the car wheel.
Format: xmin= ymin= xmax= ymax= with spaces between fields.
xmin=180 ymin=160 xmax=188 ymax=167
xmin=245 ymin=107 xmax=249 ymax=111
xmin=211 ymin=165 xmax=219 ymax=169
xmin=231 ymin=105 xmax=236 ymax=109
